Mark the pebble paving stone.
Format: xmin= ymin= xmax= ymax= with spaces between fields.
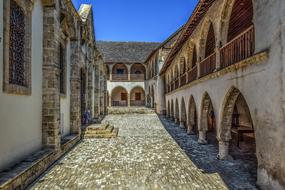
xmin=29 ymin=113 xmax=255 ymax=190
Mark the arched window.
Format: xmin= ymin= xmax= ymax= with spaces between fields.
xmin=192 ymin=45 xmax=197 ymax=68
xmin=205 ymin=23 xmax=216 ymax=57
xmin=227 ymin=0 xmax=253 ymax=42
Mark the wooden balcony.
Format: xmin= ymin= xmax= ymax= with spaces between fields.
xmin=112 ymin=74 xmax=128 ymax=81
xmin=175 ymin=78 xmax=179 ymax=90
xmin=220 ymin=26 xmax=255 ymax=69
xmin=180 ymin=73 xmax=187 ymax=87
xmin=199 ymin=52 xmax=216 ymax=78
xmin=130 ymin=100 xmax=145 ymax=106
xmin=187 ymin=66 xmax=197 ymax=83
xmin=130 ymin=74 xmax=145 ymax=81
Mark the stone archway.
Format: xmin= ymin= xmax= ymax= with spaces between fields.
xmin=180 ymin=97 xmax=187 ymax=128
xmin=112 ymin=63 xmax=128 ymax=81
xmin=111 ymin=86 xmax=128 ymax=107
xmin=187 ymin=96 xmax=198 ymax=135
xmin=199 ymin=92 xmax=217 ymax=144
xmin=171 ymin=99 xmax=174 ymax=121
xmin=130 ymin=63 xmax=146 ymax=80
xmin=218 ymin=87 xmax=256 ymax=161
xmin=175 ymin=99 xmax=180 ymax=124
xmin=130 ymin=86 xmax=145 ymax=107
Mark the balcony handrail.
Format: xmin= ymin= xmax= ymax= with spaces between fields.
xmin=200 ymin=52 xmax=216 ymax=63
xmin=220 ymin=25 xmax=254 ymax=49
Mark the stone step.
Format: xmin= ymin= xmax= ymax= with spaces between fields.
xmin=84 ymin=125 xmax=114 ymax=135
xmin=83 ymin=127 xmax=119 ymax=139
xmin=85 ymin=123 xmax=109 ymax=132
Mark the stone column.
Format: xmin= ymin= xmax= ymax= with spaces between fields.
xmin=217 ymin=141 xmax=232 ymax=160
xmin=157 ymin=75 xmax=166 ymax=115
xmin=70 ymin=41 xmax=81 ymax=135
xmin=187 ymin=124 xmax=195 ymax=135
xmin=42 ymin=3 xmax=61 ymax=150
xmin=198 ymin=131 xmax=207 ymax=144
xmin=180 ymin=121 xmax=185 ymax=128
xmin=215 ymin=46 xmax=221 ymax=70
xmin=128 ymin=93 xmax=131 ymax=107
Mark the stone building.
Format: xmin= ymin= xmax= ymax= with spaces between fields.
xmin=144 ymin=27 xmax=183 ymax=114
xmin=96 ymin=41 xmax=159 ymax=107
xmin=0 ymin=1 xmax=106 ymax=189
xmin=157 ymin=0 xmax=285 ymax=189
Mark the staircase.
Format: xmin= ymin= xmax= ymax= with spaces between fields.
xmin=82 ymin=123 xmax=119 ymax=139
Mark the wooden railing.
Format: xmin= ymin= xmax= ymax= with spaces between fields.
xmin=199 ymin=52 xmax=216 ymax=78
xmin=112 ymin=101 xmax=127 ymax=107
xmin=112 ymin=74 xmax=128 ymax=81
xmin=180 ymin=73 xmax=187 ymax=87
xmin=220 ymin=26 xmax=255 ymax=69
xmin=187 ymin=66 xmax=197 ymax=83
xmin=175 ymin=78 xmax=179 ymax=90
xmin=130 ymin=74 xmax=145 ymax=81
xmin=130 ymin=100 xmax=145 ymax=106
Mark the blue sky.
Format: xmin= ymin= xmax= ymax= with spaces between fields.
xmin=72 ymin=0 xmax=199 ymax=42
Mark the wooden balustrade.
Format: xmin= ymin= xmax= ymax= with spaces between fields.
xmin=220 ymin=26 xmax=255 ymax=69
xmin=187 ymin=66 xmax=197 ymax=83
xmin=112 ymin=101 xmax=128 ymax=107
xmin=130 ymin=100 xmax=145 ymax=106
xmin=199 ymin=52 xmax=216 ymax=78
xmin=175 ymin=79 xmax=179 ymax=89
xmin=130 ymin=74 xmax=145 ymax=81
xmin=112 ymin=74 xmax=128 ymax=81
xmin=180 ymin=73 xmax=187 ymax=87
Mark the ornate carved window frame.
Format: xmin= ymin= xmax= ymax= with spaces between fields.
xmin=3 ymin=0 xmax=33 ymax=95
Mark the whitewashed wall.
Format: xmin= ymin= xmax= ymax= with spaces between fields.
xmin=0 ymin=0 xmax=43 ymax=171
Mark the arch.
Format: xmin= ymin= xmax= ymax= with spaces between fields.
xmin=219 ymin=87 xmax=256 ymax=162
xmin=130 ymin=86 xmax=145 ymax=106
xmin=112 ymin=63 xmax=128 ymax=74
xmin=199 ymin=19 xmax=216 ymax=59
xmin=220 ymin=87 xmax=254 ymax=142
xmin=167 ymin=100 xmax=170 ymax=117
xmin=130 ymin=63 xmax=146 ymax=80
xmin=187 ymin=96 xmax=198 ymax=134
xmin=180 ymin=97 xmax=187 ymax=128
xmin=199 ymin=92 xmax=217 ymax=144
xmin=174 ymin=64 xmax=179 ymax=79
xmin=171 ymin=99 xmax=174 ymax=119
xmin=220 ymin=0 xmax=254 ymax=44
xmin=180 ymin=57 xmax=186 ymax=74
xmin=191 ymin=45 xmax=197 ymax=69
xmin=175 ymin=98 xmax=180 ymax=124
xmin=111 ymin=86 xmax=128 ymax=107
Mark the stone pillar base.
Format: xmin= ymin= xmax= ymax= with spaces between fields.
xmin=179 ymin=122 xmax=185 ymax=128
xmin=187 ymin=125 xmax=195 ymax=135
xmin=198 ymin=131 xmax=207 ymax=144
xmin=175 ymin=118 xmax=179 ymax=124
xmin=217 ymin=141 xmax=233 ymax=160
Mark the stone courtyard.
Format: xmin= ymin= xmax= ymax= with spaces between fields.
xmin=27 ymin=112 xmax=258 ymax=190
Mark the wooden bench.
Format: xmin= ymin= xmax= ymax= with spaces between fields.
xmin=231 ymin=125 xmax=254 ymax=148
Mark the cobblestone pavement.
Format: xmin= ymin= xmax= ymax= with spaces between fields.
xmin=159 ymin=116 xmax=258 ymax=190
xmin=29 ymin=113 xmax=256 ymax=190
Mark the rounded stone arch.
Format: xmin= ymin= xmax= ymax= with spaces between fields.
xmin=219 ymin=87 xmax=254 ymax=142
xmin=171 ymin=99 xmax=174 ymax=119
xmin=180 ymin=97 xmax=187 ymax=128
xmin=175 ymin=98 xmax=180 ymax=124
xmin=199 ymin=92 xmax=217 ymax=144
xmin=130 ymin=86 xmax=145 ymax=106
xmin=220 ymin=0 xmax=254 ymax=44
xmin=187 ymin=96 xmax=198 ymax=134
xmin=187 ymin=42 xmax=198 ymax=70
xmin=111 ymin=86 xmax=128 ymax=107
xmin=167 ymin=100 xmax=171 ymax=117
xmin=174 ymin=64 xmax=179 ymax=79
xmin=130 ymin=63 xmax=146 ymax=77
xmin=112 ymin=63 xmax=128 ymax=74
xmin=199 ymin=19 xmax=217 ymax=59
xmin=179 ymin=57 xmax=186 ymax=75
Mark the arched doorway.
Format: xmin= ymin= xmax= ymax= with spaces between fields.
xmin=175 ymin=99 xmax=180 ymax=124
xmin=219 ymin=87 xmax=256 ymax=164
xmin=112 ymin=63 xmax=128 ymax=81
xmin=130 ymin=86 xmax=145 ymax=106
xmin=130 ymin=63 xmax=146 ymax=81
xmin=171 ymin=99 xmax=174 ymax=121
xmin=180 ymin=97 xmax=187 ymax=128
xmin=111 ymin=86 xmax=128 ymax=107
xmin=187 ymin=96 xmax=198 ymax=135
xmin=199 ymin=92 xmax=217 ymax=145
